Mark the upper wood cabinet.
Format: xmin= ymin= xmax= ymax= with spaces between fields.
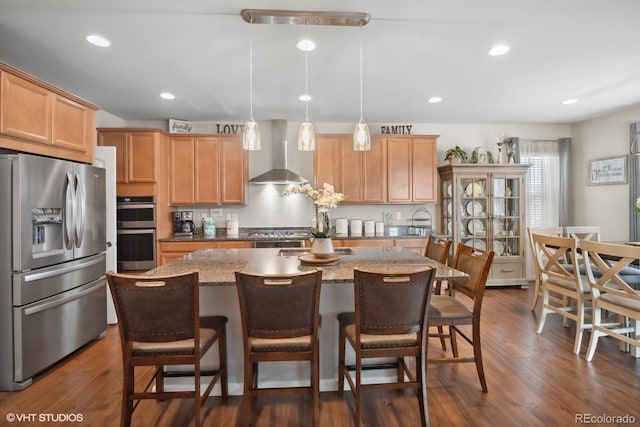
xmin=314 ymin=135 xmax=342 ymax=191
xmin=314 ymin=135 xmax=386 ymax=203
xmin=0 ymin=64 xmax=98 ymax=163
xmin=387 ymin=136 xmax=438 ymax=203
xmin=98 ymin=130 xmax=160 ymax=184
xmin=167 ymin=134 xmax=246 ymax=205
xmin=315 ymin=134 xmax=436 ymax=204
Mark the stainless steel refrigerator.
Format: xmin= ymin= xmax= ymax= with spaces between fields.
xmin=0 ymin=152 xmax=107 ymax=391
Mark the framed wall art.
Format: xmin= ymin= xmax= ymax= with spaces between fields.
xmin=588 ymin=155 xmax=627 ymax=185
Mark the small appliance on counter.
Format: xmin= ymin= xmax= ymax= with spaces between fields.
xmin=173 ymin=211 xmax=195 ymax=236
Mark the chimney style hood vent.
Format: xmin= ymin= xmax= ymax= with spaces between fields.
xmin=249 ymin=120 xmax=308 ymax=185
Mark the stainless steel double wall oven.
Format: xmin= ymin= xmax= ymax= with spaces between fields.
xmin=116 ymin=196 xmax=156 ymax=272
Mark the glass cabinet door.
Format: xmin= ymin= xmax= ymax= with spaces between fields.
xmin=458 ymin=176 xmax=488 ymax=251
xmin=491 ymin=176 xmax=522 ymax=257
xmin=441 ymin=178 xmax=454 ymax=239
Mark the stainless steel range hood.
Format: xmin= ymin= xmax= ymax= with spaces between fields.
xmin=250 ymin=120 xmax=308 ymax=185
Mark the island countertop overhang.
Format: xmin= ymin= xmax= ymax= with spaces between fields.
xmin=144 ymin=246 xmax=467 ymax=285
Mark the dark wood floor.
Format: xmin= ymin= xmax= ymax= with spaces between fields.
xmin=1 ymin=285 xmax=639 ymax=427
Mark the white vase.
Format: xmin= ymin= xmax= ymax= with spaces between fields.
xmin=310 ymin=238 xmax=334 ymax=258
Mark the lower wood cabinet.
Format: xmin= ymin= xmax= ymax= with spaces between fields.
xmin=393 ymin=239 xmax=428 ymax=255
xmin=158 ymin=240 xmax=252 ymax=265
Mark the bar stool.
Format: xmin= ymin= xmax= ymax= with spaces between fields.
xmin=234 ymin=269 xmax=323 ymax=427
xmin=107 ymin=270 xmax=228 ymax=427
xmin=337 ymin=267 xmax=436 ymax=427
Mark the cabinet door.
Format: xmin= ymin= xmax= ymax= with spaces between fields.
xmin=387 ymin=138 xmax=412 ymax=202
xmin=363 ymin=137 xmax=387 ymax=202
xmin=314 ymin=135 xmax=342 ymax=190
xmin=98 ymin=131 xmax=128 ymax=183
xmin=219 ymin=136 xmax=246 ymax=204
xmin=194 ymin=137 xmax=220 ymax=204
xmin=127 ymin=132 xmax=158 ymax=183
xmin=52 ymin=95 xmax=91 ymax=154
xmin=340 ymin=137 xmax=363 ymax=202
xmin=412 ymin=138 xmax=437 ymax=202
xmin=341 ymin=239 xmax=391 ymax=247
xmin=168 ymin=136 xmax=195 ymax=205
xmin=1 ymin=71 xmax=52 ymax=145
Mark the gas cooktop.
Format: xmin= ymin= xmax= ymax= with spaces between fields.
xmin=247 ymin=230 xmax=311 ymax=239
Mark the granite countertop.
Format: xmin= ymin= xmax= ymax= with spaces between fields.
xmin=159 ymin=226 xmax=431 ymax=242
xmin=144 ymin=246 xmax=467 ymax=285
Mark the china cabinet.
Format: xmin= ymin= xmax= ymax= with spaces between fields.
xmin=438 ymin=164 xmax=529 ymax=287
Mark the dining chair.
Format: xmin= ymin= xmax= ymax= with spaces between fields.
xmin=527 ymin=226 xmax=565 ymax=310
xmin=531 ymin=233 xmax=592 ymax=354
xmin=234 ymin=269 xmax=323 ymax=427
xmin=428 ymin=243 xmax=494 ymax=392
xmin=424 ymin=235 xmax=452 ymax=350
xmin=580 ymin=240 xmax=640 ymax=361
xmin=337 ymin=267 xmax=436 ymax=427
xmin=107 ymin=270 xmax=228 ymax=427
xmin=564 ymin=225 xmax=601 ymax=242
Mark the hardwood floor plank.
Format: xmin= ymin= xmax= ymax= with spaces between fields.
xmin=0 ymin=285 xmax=638 ymax=426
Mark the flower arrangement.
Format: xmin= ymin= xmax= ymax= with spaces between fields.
xmin=282 ymin=183 xmax=346 ymax=238
xmin=634 ymin=197 xmax=640 ymax=213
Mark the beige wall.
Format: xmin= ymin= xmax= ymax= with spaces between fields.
xmin=571 ymin=104 xmax=640 ymax=242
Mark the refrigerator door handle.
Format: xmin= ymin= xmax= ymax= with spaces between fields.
xmin=63 ymin=172 xmax=75 ymax=250
xmin=22 ymin=255 xmax=105 ymax=283
xmin=74 ymin=173 xmax=85 ymax=248
xmin=23 ymin=278 xmax=105 ymax=316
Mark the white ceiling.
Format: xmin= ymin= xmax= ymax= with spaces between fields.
xmin=1 ymin=0 xmax=639 ymax=125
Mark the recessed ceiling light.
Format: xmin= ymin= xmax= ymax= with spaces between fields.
xmin=85 ymin=34 xmax=110 ymax=47
xmin=562 ymin=99 xmax=578 ymax=105
xmin=488 ymin=44 xmax=510 ymax=56
xmin=299 ymin=94 xmax=312 ymax=102
xmin=428 ymin=96 xmax=442 ymax=104
xmin=297 ymin=39 xmax=316 ymax=52
xmin=160 ymin=92 xmax=175 ymax=100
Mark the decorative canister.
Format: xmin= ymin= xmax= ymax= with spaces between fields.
xmin=203 ymin=218 xmax=216 ymax=238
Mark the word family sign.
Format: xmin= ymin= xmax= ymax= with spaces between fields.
xmin=168 ymin=119 xmax=193 ymax=134
xmin=380 ymin=125 xmax=413 ymax=135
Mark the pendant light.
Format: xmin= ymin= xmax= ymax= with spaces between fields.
xmin=353 ymin=24 xmax=371 ymax=151
xmin=243 ymin=18 xmax=261 ymax=151
xmin=298 ymin=26 xmax=316 ymax=151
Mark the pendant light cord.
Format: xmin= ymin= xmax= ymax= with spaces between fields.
xmin=359 ymin=24 xmax=364 ymax=123
xmin=249 ymin=18 xmax=254 ymax=121
xmin=304 ymin=24 xmax=310 ymax=121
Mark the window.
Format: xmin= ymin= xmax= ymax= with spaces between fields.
xmin=520 ymin=140 xmax=561 ymax=228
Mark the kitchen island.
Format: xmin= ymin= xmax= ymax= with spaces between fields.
xmin=144 ymin=246 xmax=467 ymax=394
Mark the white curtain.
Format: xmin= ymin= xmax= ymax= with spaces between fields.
xmin=520 ymin=140 xmax=561 ymax=228
xmin=520 ymin=139 xmax=561 ymax=279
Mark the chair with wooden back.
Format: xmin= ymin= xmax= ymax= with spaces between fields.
xmin=234 ymin=269 xmax=323 ymax=427
xmin=531 ymin=233 xmax=592 ymax=354
xmin=527 ymin=226 xmax=565 ymax=310
xmin=581 ymin=240 xmax=640 ymax=361
xmin=428 ymin=243 xmax=494 ymax=392
xmin=424 ymin=235 xmax=452 ymax=350
xmin=564 ymin=225 xmax=601 ymax=242
xmin=337 ymin=267 xmax=436 ymax=427
xmin=107 ymin=270 xmax=228 ymax=427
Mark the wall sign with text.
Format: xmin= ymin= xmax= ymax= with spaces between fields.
xmin=588 ymin=155 xmax=627 ymax=185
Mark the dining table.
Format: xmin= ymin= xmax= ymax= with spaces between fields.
xmin=143 ymin=246 xmax=468 ymax=394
